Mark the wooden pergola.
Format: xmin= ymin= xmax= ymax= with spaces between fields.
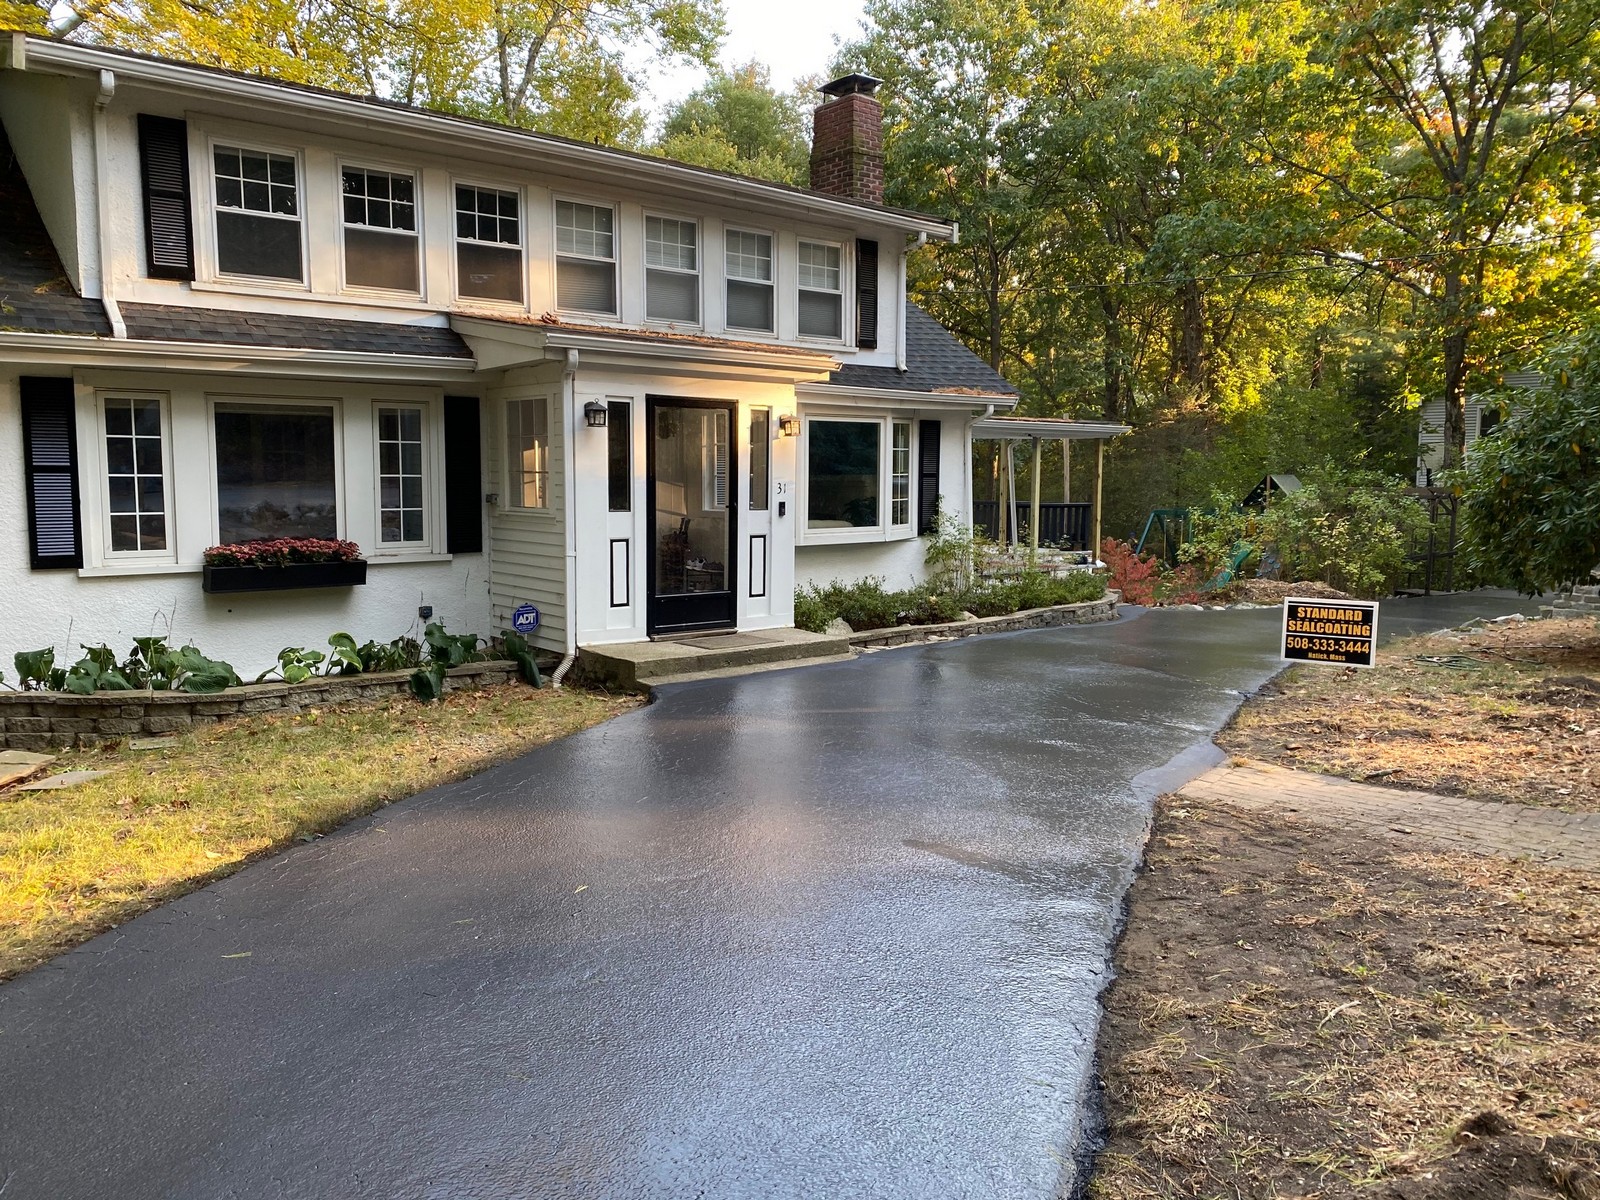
xmin=969 ymin=415 xmax=1131 ymax=555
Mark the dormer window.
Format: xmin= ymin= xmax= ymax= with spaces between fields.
xmin=797 ymin=240 xmax=843 ymax=339
xmin=725 ymin=229 xmax=774 ymax=334
xmin=212 ymin=144 xmax=302 ymax=281
xmin=555 ymin=200 xmax=617 ymax=315
xmin=341 ymin=165 xmax=419 ymax=293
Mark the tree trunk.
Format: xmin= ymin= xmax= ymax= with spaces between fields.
xmin=1175 ymin=280 xmax=1205 ymax=391
xmin=1442 ymin=270 xmax=1468 ymax=469
xmin=1100 ymin=289 xmax=1123 ymax=421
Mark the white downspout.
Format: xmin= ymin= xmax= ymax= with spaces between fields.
xmin=550 ymin=347 xmax=580 ymax=688
xmin=92 ymin=68 xmax=126 ymax=338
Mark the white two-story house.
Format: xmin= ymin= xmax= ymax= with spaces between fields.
xmin=0 ymin=34 xmax=1081 ymax=674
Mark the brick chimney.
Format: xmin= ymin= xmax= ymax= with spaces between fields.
xmin=810 ymin=73 xmax=885 ymax=205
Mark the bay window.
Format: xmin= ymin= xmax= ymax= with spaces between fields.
xmin=891 ymin=421 xmax=912 ymax=527
xmin=725 ymin=229 xmax=774 ymax=333
xmin=212 ymin=144 xmax=302 ymax=281
xmin=797 ymin=240 xmax=843 ymax=339
xmin=341 ymin=165 xmax=419 ymax=293
xmin=555 ymin=200 xmax=617 ymax=315
xmin=807 ymin=419 xmax=881 ymax=530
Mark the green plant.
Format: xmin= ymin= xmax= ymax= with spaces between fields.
xmin=256 ymin=647 xmax=326 ymax=685
xmin=499 ymin=631 xmax=544 ymax=687
xmin=325 ymin=632 xmax=364 ymax=675
xmin=14 ymin=648 xmax=56 ymax=691
xmin=923 ymin=506 xmax=980 ymax=590
xmin=63 ymin=645 xmax=135 ymax=695
xmin=410 ymin=621 xmax=485 ymax=703
xmin=1453 ymin=356 xmax=1600 ymax=593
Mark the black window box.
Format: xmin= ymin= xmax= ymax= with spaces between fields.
xmin=202 ymin=560 xmax=369 ymax=594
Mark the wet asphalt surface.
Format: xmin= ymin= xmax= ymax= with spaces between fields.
xmin=0 ymin=591 xmax=1539 ymax=1200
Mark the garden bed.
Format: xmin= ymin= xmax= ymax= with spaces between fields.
xmin=848 ymin=593 xmax=1119 ymax=649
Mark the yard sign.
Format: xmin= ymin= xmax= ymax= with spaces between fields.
xmin=1281 ymin=598 xmax=1378 ymax=669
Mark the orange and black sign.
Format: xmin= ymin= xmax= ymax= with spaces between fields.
xmin=1281 ymin=598 xmax=1378 ymax=668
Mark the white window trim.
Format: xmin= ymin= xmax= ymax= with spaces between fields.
xmin=798 ymin=411 xmax=919 ymax=546
xmin=370 ymin=400 xmax=432 ymax=553
xmin=204 ymin=135 xmax=310 ymax=290
xmin=552 ymin=195 xmax=620 ymax=319
xmin=796 ymin=237 xmax=847 ymax=345
xmin=723 ymin=222 xmax=777 ymax=337
xmin=336 ymin=157 xmax=424 ymax=299
xmin=502 ymin=393 xmax=553 ymax=513
xmin=890 ymin=419 xmax=914 ymax=530
xmin=643 ymin=211 xmax=703 ymax=328
xmin=91 ymin=388 xmax=178 ymax=566
xmin=204 ymin=394 xmax=347 ymax=548
xmin=452 ymin=177 xmax=529 ymax=310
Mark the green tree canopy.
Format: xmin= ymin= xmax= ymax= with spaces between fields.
xmin=652 ymin=62 xmax=812 ymax=185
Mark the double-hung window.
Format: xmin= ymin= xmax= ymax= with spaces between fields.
xmin=555 ymin=200 xmax=617 ymax=315
xmin=797 ymin=240 xmax=843 ymax=339
xmin=341 ymin=166 xmax=419 ymax=293
xmin=102 ymin=393 xmax=170 ymax=556
xmin=456 ymin=184 xmax=524 ymax=304
xmin=376 ymin=405 xmax=427 ymax=544
xmin=213 ymin=145 xmax=302 ymax=281
xmin=725 ymin=229 xmax=774 ymax=333
xmin=645 ymin=216 xmax=699 ymax=324
xmin=506 ymin=397 xmax=550 ymax=509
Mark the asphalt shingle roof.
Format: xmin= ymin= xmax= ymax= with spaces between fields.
xmin=0 ymin=127 xmax=113 ymax=337
xmin=119 ymin=304 xmax=473 ymax=358
xmin=827 ymin=303 xmax=1017 ymax=397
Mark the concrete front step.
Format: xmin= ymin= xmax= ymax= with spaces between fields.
xmin=577 ymin=628 xmax=853 ymax=691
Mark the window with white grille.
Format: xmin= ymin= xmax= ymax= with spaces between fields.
xmin=646 ymin=216 xmax=700 ymax=323
xmin=725 ymin=229 xmax=774 ymax=333
xmin=556 ymin=200 xmax=617 ymax=315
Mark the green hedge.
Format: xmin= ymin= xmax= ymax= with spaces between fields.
xmin=794 ymin=572 xmax=1107 ymax=634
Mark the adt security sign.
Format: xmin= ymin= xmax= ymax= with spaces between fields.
xmin=1282 ymin=597 xmax=1378 ymax=668
xmin=511 ymin=603 xmax=540 ymax=635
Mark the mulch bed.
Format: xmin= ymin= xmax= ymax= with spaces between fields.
xmin=1089 ymin=798 xmax=1600 ymax=1200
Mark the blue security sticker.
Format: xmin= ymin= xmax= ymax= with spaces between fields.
xmin=511 ymin=603 xmax=540 ymax=634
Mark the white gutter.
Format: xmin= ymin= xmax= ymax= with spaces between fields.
xmin=17 ymin=38 xmax=958 ymax=243
xmin=0 ymin=331 xmax=477 ymax=377
xmin=550 ymin=347 xmax=581 ymax=689
xmin=796 ymin=383 xmax=1020 ymax=410
xmin=91 ymin=68 xmax=126 ymax=337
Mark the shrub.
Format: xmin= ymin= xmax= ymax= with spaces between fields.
xmin=1100 ymin=538 xmax=1162 ymax=605
xmin=793 ymin=573 xmax=1103 ymax=632
xmin=1453 ymin=350 xmax=1600 ymax=593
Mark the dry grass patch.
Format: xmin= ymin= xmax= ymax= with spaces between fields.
xmin=0 ymin=684 xmax=639 ymax=981
xmin=1092 ymin=798 xmax=1600 ymax=1200
xmin=1221 ymin=616 xmax=1600 ymax=812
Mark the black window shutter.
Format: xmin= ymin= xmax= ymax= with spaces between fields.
xmin=138 ymin=114 xmax=195 ymax=281
xmin=20 ymin=377 xmax=83 ymax=569
xmin=855 ymin=238 xmax=879 ymax=350
xmin=917 ymin=419 xmax=941 ymax=535
xmin=443 ymin=396 xmax=483 ymax=554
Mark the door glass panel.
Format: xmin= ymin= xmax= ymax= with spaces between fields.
xmin=749 ymin=408 xmax=770 ymax=511
xmin=654 ymin=404 xmax=729 ymax=598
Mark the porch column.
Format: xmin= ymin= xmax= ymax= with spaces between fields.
xmin=1028 ymin=436 xmax=1041 ymax=556
xmin=1092 ymin=438 xmax=1105 ymax=558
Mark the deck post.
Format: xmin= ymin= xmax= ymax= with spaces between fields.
xmin=1092 ymin=438 xmax=1105 ymax=559
xmin=1029 ymin=436 xmax=1042 ymax=557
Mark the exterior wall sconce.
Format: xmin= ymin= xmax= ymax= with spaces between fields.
xmin=777 ymin=413 xmax=801 ymax=437
xmin=583 ymin=400 xmax=608 ymax=429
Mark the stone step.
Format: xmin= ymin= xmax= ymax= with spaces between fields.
xmin=577 ymin=630 xmax=853 ymax=691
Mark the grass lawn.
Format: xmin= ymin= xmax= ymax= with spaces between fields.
xmin=0 ymin=684 xmax=640 ymax=982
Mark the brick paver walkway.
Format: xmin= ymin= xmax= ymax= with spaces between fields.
xmin=1180 ymin=759 xmax=1600 ymax=871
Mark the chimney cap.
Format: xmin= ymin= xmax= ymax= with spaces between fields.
xmin=819 ymin=73 xmax=882 ymax=99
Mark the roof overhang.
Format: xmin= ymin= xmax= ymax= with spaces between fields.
xmin=797 ymin=382 xmax=1020 ymax=411
xmin=9 ymin=35 xmax=956 ymax=242
xmin=0 ymin=330 xmax=478 ymax=380
xmin=971 ymin=416 xmax=1131 ymax=440
xmin=454 ymin=316 xmax=839 ymax=384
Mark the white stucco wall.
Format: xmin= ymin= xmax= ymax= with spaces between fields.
xmin=1 ymin=369 xmax=491 ymax=678
xmin=0 ymin=74 xmax=98 ymax=295
xmin=795 ymin=537 xmax=929 ymax=591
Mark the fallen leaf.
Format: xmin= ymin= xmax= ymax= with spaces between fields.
xmin=221 ymin=952 xmax=251 ymax=959
xmin=574 ymin=884 xmax=589 ymax=894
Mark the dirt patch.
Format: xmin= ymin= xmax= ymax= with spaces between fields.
xmin=1220 ymin=616 xmax=1600 ymax=812
xmin=1090 ymin=797 xmax=1600 ymax=1200
xmin=1231 ymin=579 xmax=1355 ymax=604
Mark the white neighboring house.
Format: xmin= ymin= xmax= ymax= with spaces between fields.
xmin=0 ymin=36 xmax=1114 ymax=676
xmin=1415 ymin=370 xmax=1543 ymax=485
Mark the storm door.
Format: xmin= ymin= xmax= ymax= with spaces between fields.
xmin=646 ymin=397 xmax=737 ymax=634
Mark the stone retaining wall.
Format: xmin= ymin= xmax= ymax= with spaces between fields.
xmin=0 ymin=661 xmax=519 ymax=751
xmin=1549 ymin=583 xmax=1600 ymax=618
xmin=847 ymin=593 xmax=1120 ymax=649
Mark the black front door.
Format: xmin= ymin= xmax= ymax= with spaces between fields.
xmin=647 ymin=397 xmax=737 ymax=635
